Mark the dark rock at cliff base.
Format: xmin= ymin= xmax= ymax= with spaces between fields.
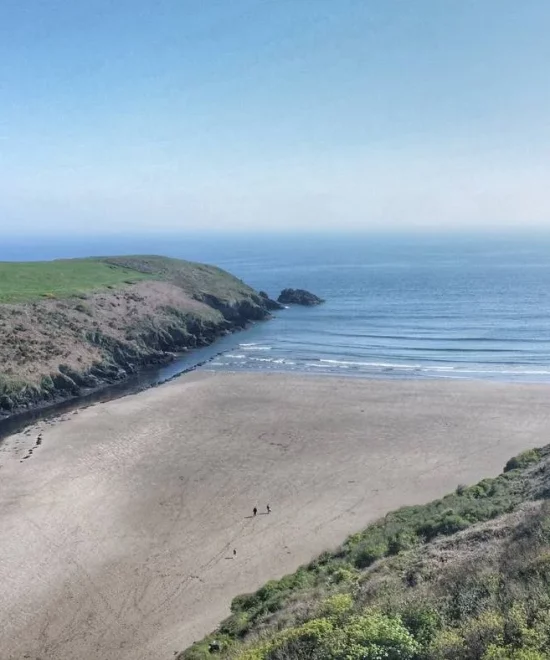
xmin=258 ymin=291 xmax=285 ymax=311
xmin=277 ymin=288 xmax=325 ymax=306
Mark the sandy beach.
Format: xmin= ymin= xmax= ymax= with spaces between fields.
xmin=1 ymin=372 xmax=549 ymax=660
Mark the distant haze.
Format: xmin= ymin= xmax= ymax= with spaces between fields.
xmin=1 ymin=1 xmax=550 ymax=234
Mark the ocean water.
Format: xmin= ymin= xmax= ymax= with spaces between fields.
xmin=2 ymin=233 xmax=550 ymax=383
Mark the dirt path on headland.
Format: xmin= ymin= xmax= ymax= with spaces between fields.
xmin=1 ymin=373 xmax=549 ymax=660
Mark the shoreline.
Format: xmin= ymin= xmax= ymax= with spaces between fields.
xmin=4 ymin=349 xmax=550 ymax=446
xmin=2 ymin=372 xmax=550 ymax=659
xmin=5 ymin=350 xmax=549 ymax=445
xmin=0 ymin=318 xmax=271 ymax=443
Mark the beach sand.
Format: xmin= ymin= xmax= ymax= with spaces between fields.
xmin=1 ymin=373 xmax=549 ymax=659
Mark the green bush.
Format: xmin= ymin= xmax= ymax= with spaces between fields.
xmin=461 ymin=610 xmax=505 ymax=658
xmin=387 ymin=530 xmax=418 ymax=555
xmin=320 ymin=593 xmax=353 ymax=621
xmin=354 ymin=540 xmax=388 ymax=569
xmin=331 ymin=565 xmax=359 ymax=585
xmin=504 ymin=449 xmax=542 ymax=473
xmin=426 ymin=629 xmax=465 ymax=659
xmin=418 ymin=512 xmax=470 ymax=541
xmin=483 ymin=645 xmax=547 ymax=659
xmin=219 ymin=611 xmax=250 ymax=638
xmin=257 ymin=611 xmax=420 ymax=660
xmin=400 ymin=604 xmax=442 ymax=646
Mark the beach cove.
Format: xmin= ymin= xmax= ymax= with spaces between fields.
xmin=1 ymin=372 xmax=549 ymax=659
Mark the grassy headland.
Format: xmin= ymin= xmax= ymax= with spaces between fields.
xmin=0 ymin=259 xmax=149 ymax=302
xmin=181 ymin=446 xmax=550 ymax=660
xmin=0 ymin=255 xmax=273 ymax=418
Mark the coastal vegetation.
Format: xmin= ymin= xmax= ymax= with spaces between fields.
xmin=0 ymin=259 xmax=149 ymax=303
xmin=0 ymin=255 xmax=275 ymax=418
xmin=180 ymin=445 xmax=550 ymax=660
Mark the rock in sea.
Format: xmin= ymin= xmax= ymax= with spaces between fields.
xmin=277 ymin=288 xmax=325 ymax=306
xmin=258 ymin=291 xmax=285 ymax=310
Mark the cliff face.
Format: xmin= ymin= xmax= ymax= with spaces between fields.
xmin=0 ymin=256 xmax=272 ymax=419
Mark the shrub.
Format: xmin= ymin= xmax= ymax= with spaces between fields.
xmin=504 ymin=450 xmax=542 ymax=473
xmin=400 ymin=604 xmax=442 ymax=645
xmin=483 ymin=646 xmax=547 ymax=660
xmin=418 ymin=512 xmax=470 ymax=541
xmin=387 ymin=530 xmax=418 ymax=555
xmin=427 ymin=629 xmax=465 ymax=659
xmin=331 ymin=566 xmax=359 ymax=585
xmin=326 ymin=611 xmax=420 ymax=660
xmin=353 ymin=538 xmax=389 ymax=569
xmin=261 ymin=612 xmax=419 ymax=660
xmin=320 ymin=593 xmax=353 ymax=621
xmin=461 ymin=610 xmax=505 ymax=658
xmin=263 ymin=617 xmax=334 ymax=660
xmin=220 ymin=611 xmax=250 ymax=638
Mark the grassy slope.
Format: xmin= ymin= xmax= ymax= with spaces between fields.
xmin=181 ymin=447 xmax=550 ymax=660
xmin=0 ymin=259 xmax=150 ymax=302
xmin=0 ymin=256 xmax=268 ymax=415
xmin=100 ymin=256 xmax=257 ymax=303
xmin=0 ymin=255 xmax=257 ymax=304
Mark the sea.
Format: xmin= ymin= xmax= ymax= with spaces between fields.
xmin=3 ymin=232 xmax=550 ymax=383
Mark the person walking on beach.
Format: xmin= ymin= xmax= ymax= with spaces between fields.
xmin=233 ymin=548 xmax=237 ymax=557
xmin=253 ymin=507 xmax=257 ymax=516
xmin=266 ymin=504 xmax=271 ymax=514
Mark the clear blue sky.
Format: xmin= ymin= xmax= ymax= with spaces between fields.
xmin=1 ymin=0 xmax=549 ymax=235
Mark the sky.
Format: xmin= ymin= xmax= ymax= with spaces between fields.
xmin=1 ymin=0 xmax=550 ymax=235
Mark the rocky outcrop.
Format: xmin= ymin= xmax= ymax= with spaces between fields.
xmin=0 ymin=256 xmax=280 ymax=422
xmin=277 ymin=288 xmax=325 ymax=306
xmin=259 ymin=291 xmax=285 ymax=311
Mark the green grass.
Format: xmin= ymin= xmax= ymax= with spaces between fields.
xmin=101 ymin=255 xmax=256 ymax=303
xmin=0 ymin=259 xmax=151 ymax=302
xmin=0 ymin=255 xmax=259 ymax=304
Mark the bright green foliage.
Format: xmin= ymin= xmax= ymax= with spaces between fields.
xmin=322 ymin=611 xmax=420 ymax=660
xmin=483 ymin=646 xmax=547 ymax=659
xmin=0 ymin=254 xmax=260 ymax=303
xmin=320 ymin=593 xmax=354 ymax=621
xmin=460 ymin=610 xmax=505 ymax=656
xmin=426 ymin=628 xmax=465 ymax=659
xmin=400 ymin=604 xmax=442 ymax=646
xmin=331 ymin=565 xmax=359 ymax=585
xmin=0 ymin=259 xmax=149 ymax=302
xmin=238 ymin=611 xmax=419 ymax=660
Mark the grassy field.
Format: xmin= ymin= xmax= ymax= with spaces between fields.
xmin=0 ymin=259 xmax=151 ymax=302
xmin=0 ymin=255 xmax=257 ymax=304
xmin=182 ymin=447 xmax=550 ymax=660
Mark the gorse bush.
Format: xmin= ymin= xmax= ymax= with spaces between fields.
xmin=239 ymin=611 xmax=420 ymax=660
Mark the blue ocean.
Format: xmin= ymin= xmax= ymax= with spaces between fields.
xmin=3 ymin=233 xmax=550 ymax=382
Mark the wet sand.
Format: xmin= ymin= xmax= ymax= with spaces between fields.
xmin=1 ymin=373 xmax=549 ymax=659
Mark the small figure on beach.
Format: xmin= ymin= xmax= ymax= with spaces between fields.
xmin=267 ymin=504 xmax=271 ymax=514
xmin=233 ymin=548 xmax=237 ymax=557
xmin=253 ymin=507 xmax=257 ymax=516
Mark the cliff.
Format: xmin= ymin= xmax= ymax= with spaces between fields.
xmin=0 ymin=255 xmax=272 ymax=419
